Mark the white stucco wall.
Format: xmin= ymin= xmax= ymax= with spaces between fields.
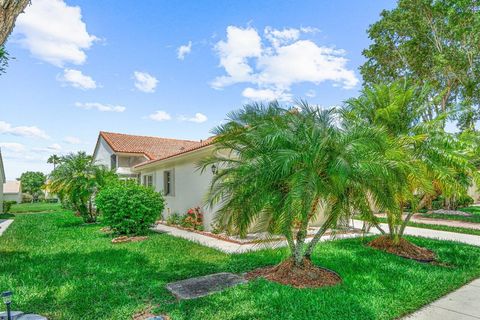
xmin=468 ymin=182 xmax=480 ymax=203
xmin=138 ymin=148 xmax=218 ymax=230
xmin=93 ymin=137 xmax=114 ymax=169
xmin=0 ymin=181 xmax=3 ymax=213
xmin=4 ymin=193 xmax=21 ymax=203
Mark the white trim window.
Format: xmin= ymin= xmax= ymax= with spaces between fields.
xmin=163 ymin=170 xmax=174 ymax=196
xmin=142 ymin=174 xmax=153 ymax=188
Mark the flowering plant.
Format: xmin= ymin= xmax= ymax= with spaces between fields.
xmin=181 ymin=206 xmax=204 ymax=230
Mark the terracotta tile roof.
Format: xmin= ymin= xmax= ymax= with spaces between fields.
xmin=134 ymin=136 xmax=216 ymax=168
xmin=99 ymin=131 xmax=200 ymax=160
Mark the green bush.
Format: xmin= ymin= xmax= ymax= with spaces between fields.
xmin=454 ymin=194 xmax=474 ymax=209
xmin=166 ymin=212 xmax=183 ymax=225
xmin=95 ymin=182 xmax=165 ymax=235
xmin=2 ymin=201 xmax=16 ymax=213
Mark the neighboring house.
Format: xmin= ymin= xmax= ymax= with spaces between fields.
xmin=92 ymin=131 xmax=200 ymax=178
xmin=3 ymin=181 xmax=22 ymax=203
xmin=92 ymin=132 xmax=218 ymax=229
xmin=0 ymin=149 xmax=5 ymax=213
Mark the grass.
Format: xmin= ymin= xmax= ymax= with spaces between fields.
xmin=1 ymin=208 xmax=480 ymax=319
xmin=9 ymin=202 xmax=61 ymax=213
xmin=420 ymin=206 xmax=480 ymax=224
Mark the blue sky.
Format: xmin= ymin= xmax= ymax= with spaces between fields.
xmin=0 ymin=0 xmax=396 ymax=179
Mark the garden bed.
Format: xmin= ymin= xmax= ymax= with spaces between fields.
xmin=368 ymin=235 xmax=436 ymax=262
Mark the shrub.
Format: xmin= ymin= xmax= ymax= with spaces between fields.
xmin=2 ymin=201 xmax=16 ymax=213
xmin=166 ymin=212 xmax=182 ymax=225
xmin=21 ymin=193 xmax=33 ymax=203
xmin=454 ymin=194 xmax=474 ymax=209
xmin=181 ymin=207 xmax=204 ymax=230
xmin=95 ymin=182 xmax=165 ymax=235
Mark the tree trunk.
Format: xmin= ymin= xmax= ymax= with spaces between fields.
xmin=0 ymin=0 xmax=30 ymax=46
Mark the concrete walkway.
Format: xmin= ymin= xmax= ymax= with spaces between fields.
xmin=0 ymin=219 xmax=13 ymax=236
xmin=153 ymin=224 xmax=362 ymax=253
xmin=352 ymin=220 xmax=480 ymax=246
xmin=404 ymin=279 xmax=480 ymax=319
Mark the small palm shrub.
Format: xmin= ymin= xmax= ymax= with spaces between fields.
xmin=166 ymin=212 xmax=182 ymax=225
xmin=95 ymin=181 xmax=165 ymax=235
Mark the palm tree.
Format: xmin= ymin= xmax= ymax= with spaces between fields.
xmin=49 ymin=152 xmax=114 ymax=223
xmin=201 ymin=101 xmax=393 ymax=272
xmin=343 ymin=80 xmax=478 ymax=244
xmin=47 ymin=154 xmax=61 ymax=170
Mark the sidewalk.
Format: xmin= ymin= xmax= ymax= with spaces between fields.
xmin=404 ymin=278 xmax=480 ymax=319
xmin=351 ymin=220 xmax=480 ymax=246
xmin=0 ymin=219 xmax=13 ymax=236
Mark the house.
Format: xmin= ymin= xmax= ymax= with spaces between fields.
xmin=92 ymin=132 xmax=218 ymax=229
xmin=0 ymin=149 xmax=5 ymax=213
xmin=3 ymin=181 xmax=21 ymax=203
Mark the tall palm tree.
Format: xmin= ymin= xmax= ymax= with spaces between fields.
xmin=49 ymin=152 xmax=114 ymax=223
xmin=47 ymin=154 xmax=61 ymax=170
xmin=202 ymin=101 xmax=394 ymax=270
xmin=343 ymin=80 xmax=478 ymax=244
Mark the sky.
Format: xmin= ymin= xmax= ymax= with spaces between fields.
xmin=0 ymin=0 xmax=396 ymax=180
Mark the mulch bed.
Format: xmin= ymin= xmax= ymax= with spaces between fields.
xmin=368 ymin=235 xmax=436 ymax=262
xmin=245 ymin=258 xmax=342 ymax=288
xmin=111 ymin=236 xmax=148 ymax=244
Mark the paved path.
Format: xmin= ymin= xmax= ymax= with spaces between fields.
xmin=0 ymin=219 xmax=13 ymax=236
xmin=410 ymin=215 xmax=480 ymax=230
xmin=352 ymin=220 xmax=480 ymax=246
xmin=403 ymin=279 xmax=480 ymax=319
xmin=153 ymin=224 xmax=361 ymax=253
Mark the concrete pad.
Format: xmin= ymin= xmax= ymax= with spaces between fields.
xmin=404 ymin=306 xmax=478 ymax=320
xmin=469 ymin=278 xmax=480 ymax=288
xmin=431 ymin=284 xmax=480 ymax=318
xmin=0 ymin=311 xmax=24 ymax=320
xmin=166 ymin=272 xmax=247 ymax=300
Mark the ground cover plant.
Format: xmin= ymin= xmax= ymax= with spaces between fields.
xmin=1 ymin=208 xmax=480 ymax=319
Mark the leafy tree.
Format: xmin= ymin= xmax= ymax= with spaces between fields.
xmin=49 ymin=152 xmax=116 ymax=223
xmin=202 ymin=101 xmax=394 ymax=269
xmin=343 ymin=80 xmax=479 ymax=243
xmin=18 ymin=171 xmax=46 ymax=201
xmin=361 ymin=0 xmax=480 ymax=130
xmin=47 ymin=154 xmax=61 ymax=170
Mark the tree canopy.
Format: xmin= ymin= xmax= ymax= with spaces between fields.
xmin=18 ymin=171 xmax=46 ymax=200
xmin=361 ymin=0 xmax=480 ymax=130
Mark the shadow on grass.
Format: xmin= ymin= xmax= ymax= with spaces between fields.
xmin=0 ymin=213 xmax=15 ymax=219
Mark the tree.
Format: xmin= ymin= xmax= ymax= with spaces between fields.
xmin=1 ymin=0 xmax=30 ymax=45
xmin=47 ymin=154 xmax=61 ymax=170
xmin=18 ymin=171 xmax=46 ymax=201
xmin=49 ymin=152 xmax=116 ymax=223
xmin=343 ymin=80 xmax=478 ymax=245
xmin=361 ymin=0 xmax=480 ymax=130
xmin=0 ymin=0 xmax=30 ymax=75
xmin=202 ymin=101 xmax=393 ymax=274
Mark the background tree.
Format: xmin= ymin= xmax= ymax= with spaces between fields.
xmin=202 ymin=101 xmax=394 ymax=277
xmin=361 ymin=0 xmax=480 ymax=130
xmin=49 ymin=152 xmax=115 ymax=223
xmin=18 ymin=171 xmax=46 ymax=201
xmin=47 ymin=154 xmax=61 ymax=170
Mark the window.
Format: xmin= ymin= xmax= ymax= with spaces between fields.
xmin=142 ymin=175 xmax=153 ymax=188
xmin=163 ymin=170 xmax=174 ymax=196
xmin=110 ymin=154 xmax=117 ymax=170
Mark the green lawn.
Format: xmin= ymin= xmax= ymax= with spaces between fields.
xmin=1 ymin=209 xmax=480 ymax=319
xmin=9 ymin=202 xmax=61 ymax=213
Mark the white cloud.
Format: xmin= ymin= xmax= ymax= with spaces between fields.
xmin=0 ymin=121 xmax=50 ymax=139
xmin=212 ymin=25 xmax=358 ymax=101
xmin=63 ymin=136 xmax=82 ymax=144
xmin=75 ymin=102 xmax=125 ymax=113
xmin=0 ymin=142 xmax=27 ymax=153
xmin=177 ymin=41 xmax=192 ymax=60
xmin=242 ymin=87 xmax=292 ymax=102
xmin=148 ymin=110 xmax=171 ymax=121
xmin=178 ymin=113 xmax=208 ymax=123
xmin=15 ymin=0 xmax=98 ymax=67
xmin=133 ymin=71 xmax=158 ymax=93
xmin=58 ymin=69 xmax=97 ymax=89
xmin=33 ymin=143 xmax=62 ymax=152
